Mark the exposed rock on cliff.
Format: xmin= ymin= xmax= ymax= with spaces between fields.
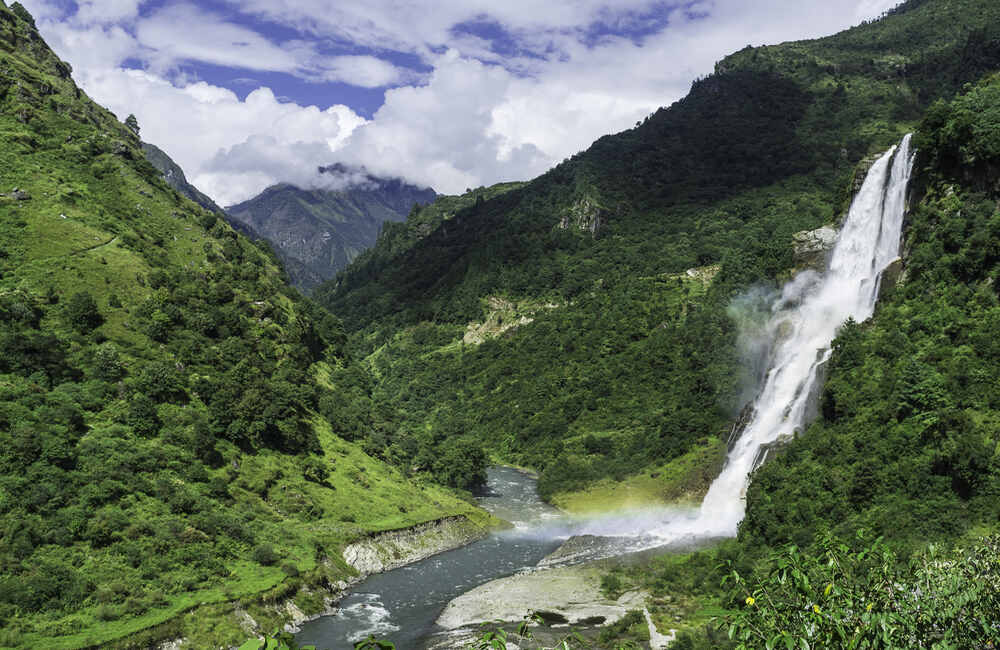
xmin=342 ymin=515 xmax=490 ymax=574
xmin=558 ymin=195 xmax=609 ymax=235
xmin=792 ymin=225 xmax=839 ymax=269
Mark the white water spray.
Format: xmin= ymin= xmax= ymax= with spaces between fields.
xmin=652 ymin=134 xmax=915 ymax=541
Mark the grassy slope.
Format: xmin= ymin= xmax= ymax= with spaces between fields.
xmin=318 ymin=0 xmax=1000 ymax=501
xmin=0 ymin=4 xmax=492 ymax=648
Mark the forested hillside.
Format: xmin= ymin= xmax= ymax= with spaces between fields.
xmin=0 ymin=3 xmax=490 ymax=648
xmin=317 ymin=0 xmax=1000 ymax=499
xmin=741 ymin=72 xmax=1000 ymax=551
xmin=609 ymin=73 xmax=1000 ymax=650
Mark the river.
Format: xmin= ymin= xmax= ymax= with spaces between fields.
xmin=295 ymin=466 xmax=566 ymax=649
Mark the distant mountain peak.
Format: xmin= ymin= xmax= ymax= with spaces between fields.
xmin=316 ymin=162 xmax=435 ymax=195
xmin=227 ymin=169 xmax=437 ymax=290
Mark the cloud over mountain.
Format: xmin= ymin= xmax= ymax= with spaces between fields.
xmin=21 ymin=0 xmax=903 ymax=204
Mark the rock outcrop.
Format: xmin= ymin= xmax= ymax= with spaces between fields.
xmin=559 ymin=195 xmax=609 ymax=235
xmin=877 ymin=256 xmax=905 ymax=301
xmin=792 ymin=225 xmax=838 ymax=269
xmin=342 ymin=515 xmax=489 ymax=574
xmin=463 ymin=296 xmax=559 ymax=345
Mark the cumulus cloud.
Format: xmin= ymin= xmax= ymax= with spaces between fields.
xmin=21 ymin=0 xmax=907 ymax=203
xmin=77 ymin=68 xmax=367 ymax=204
xmin=74 ymin=0 xmax=142 ymax=24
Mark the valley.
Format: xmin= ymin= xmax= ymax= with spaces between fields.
xmin=2 ymin=0 xmax=1000 ymax=648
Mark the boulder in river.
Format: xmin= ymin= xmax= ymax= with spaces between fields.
xmin=436 ymin=564 xmax=646 ymax=631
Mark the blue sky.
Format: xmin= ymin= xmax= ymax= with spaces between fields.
xmin=22 ymin=0 xmax=901 ymax=204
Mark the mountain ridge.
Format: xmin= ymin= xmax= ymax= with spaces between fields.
xmin=227 ymin=168 xmax=436 ymax=290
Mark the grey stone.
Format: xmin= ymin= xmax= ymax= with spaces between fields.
xmin=343 ymin=515 xmax=489 ymax=575
xmin=559 ymin=195 xmax=608 ymax=235
xmin=792 ymin=225 xmax=838 ymax=269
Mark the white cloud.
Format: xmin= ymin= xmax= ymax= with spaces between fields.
xmin=75 ymin=0 xmax=142 ymax=24
xmin=135 ymin=3 xmax=300 ymax=74
xmin=75 ymin=67 xmax=367 ymax=205
xmin=318 ymin=55 xmax=421 ymax=88
xmin=21 ymin=0 xmax=910 ymax=204
xmin=854 ymin=0 xmax=905 ymax=22
xmin=326 ymin=0 xmax=904 ymax=194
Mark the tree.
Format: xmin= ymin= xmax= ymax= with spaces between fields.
xmin=434 ymin=438 xmax=487 ymax=489
xmin=124 ymin=114 xmax=140 ymax=138
xmin=63 ymin=291 xmax=103 ymax=333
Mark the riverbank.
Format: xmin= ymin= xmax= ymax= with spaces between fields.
xmin=548 ymin=437 xmax=725 ymax=515
xmin=256 ymin=513 xmax=500 ymax=637
xmin=126 ymin=510 xmax=499 ymax=650
xmin=294 ymin=466 xmax=565 ymax=649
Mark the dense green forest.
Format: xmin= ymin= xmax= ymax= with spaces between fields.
xmin=0 ymin=3 xmax=491 ymax=648
xmin=317 ymin=0 xmax=1000 ymax=500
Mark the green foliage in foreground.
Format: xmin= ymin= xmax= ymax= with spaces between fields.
xmin=723 ymin=534 xmax=1000 ymax=649
xmin=239 ymin=630 xmax=316 ymax=650
xmin=352 ymin=614 xmax=646 ymax=650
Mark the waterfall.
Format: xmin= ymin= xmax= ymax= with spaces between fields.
xmin=653 ymin=134 xmax=915 ymax=540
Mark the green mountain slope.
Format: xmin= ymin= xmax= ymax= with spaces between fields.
xmin=317 ymin=0 xmax=1000 ymax=500
xmin=741 ymin=72 xmax=1000 ymax=550
xmin=227 ymin=168 xmax=436 ymax=291
xmin=606 ymin=71 xmax=1000 ymax=650
xmin=0 ymin=4 xmax=489 ymax=648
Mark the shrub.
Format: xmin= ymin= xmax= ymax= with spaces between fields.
xmin=95 ymin=603 xmax=120 ymax=621
xmin=723 ymin=533 xmax=1000 ymax=650
xmin=252 ymin=544 xmax=279 ymax=566
xmin=63 ymin=291 xmax=102 ymax=333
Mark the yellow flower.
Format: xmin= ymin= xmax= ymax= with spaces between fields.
xmin=866 ymin=603 xmax=873 ymax=612
xmin=813 ymin=604 xmax=821 ymax=614
xmin=746 ymin=597 xmax=756 ymax=606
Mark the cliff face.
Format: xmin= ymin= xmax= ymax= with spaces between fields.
xmin=227 ymin=170 xmax=436 ymax=291
xmin=141 ymin=142 xmax=225 ymax=215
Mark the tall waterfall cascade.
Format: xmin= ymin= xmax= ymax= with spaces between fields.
xmin=653 ymin=134 xmax=915 ymax=541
